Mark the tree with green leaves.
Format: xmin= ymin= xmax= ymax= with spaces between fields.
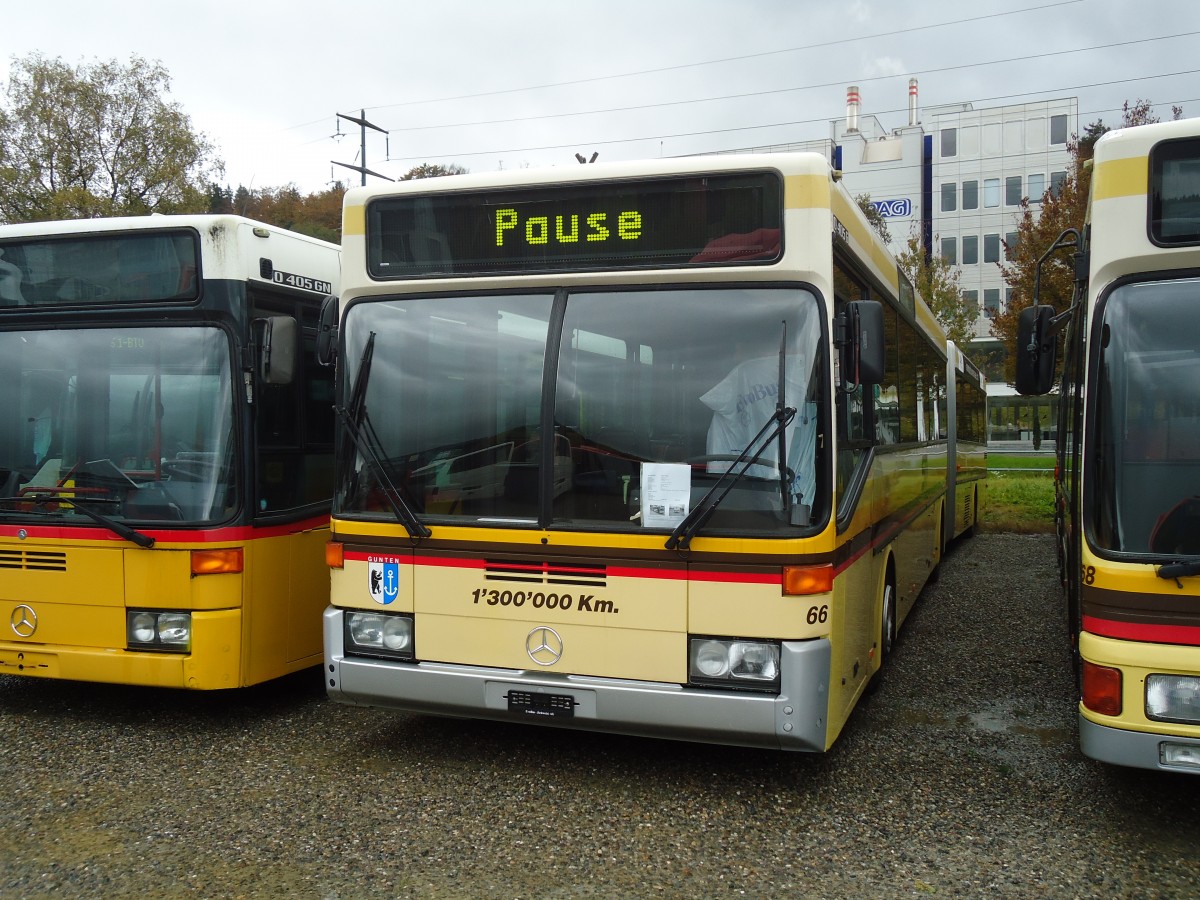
xmin=992 ymin=99 xmax=1183 ymax=384
xmin=896 ymin=231 xmax=977 ymax=348
xmin=0 ymin=54 xmax=222 ymax=223
xmin=855 ymin=193 xmax=892 ymax=246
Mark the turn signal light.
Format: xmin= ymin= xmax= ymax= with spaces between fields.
xmin=783 ymin=564 xmax=834 ymax=595
xmin=326 ymin=541 xmax=345 ymax=569
xmin=1082 ymin=660 xmax=1122 ymax=716
xmin=190 ymin=547 xmax=243 ymax=576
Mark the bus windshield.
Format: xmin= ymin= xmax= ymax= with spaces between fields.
xmin=0 ymin=326 xmax=237 ymax=526
xmin=337 ymin=286 xmax=823 ymax=535
xmin=1092 ymin=277 xmax=1200 ymax=555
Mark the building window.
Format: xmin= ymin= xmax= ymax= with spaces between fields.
xmin=984 ymin=178 xmax=1001 ymax=208
xmin=983 ymin=123 xmax=1001 ymax=155
xmin=1006 ymin=175 xmax=1022 ymax=206
xmin=1004 ymin=120 xmax=1024 ymax=155
xmin=1026 ymin=117 xmax=1047 ymax=150
xmin=984 ymin=288 xmax=1001 ymax=317
xmin=984 ymin=233 xmax=1001 ymax=263
xmin=941 ymin=128 xmax=957 ymax=158
xmin=963 ymin=180 xmax=979 ymax=210
xmin=963 ymin=235 xmax=979 ymax=265
xmin=941 ymin=182 xmax=957 ymax=212
xmin=961 ymin=125 xmax=980 ymax=157
xmin=1050 ymin=170 xmax=1067 ymax=197
xmin=1051 ymin=114 xmax=1068 ymax=145
xmin=941 ymin=237 xmax=957 ymax=264
xmin=1028 ymin=173 xmax=1046 ymax=203
xmin=963 ymin=290 xmax=979 ymax=312
xmin=1005 ymin=231 xmax=1019 ymax=260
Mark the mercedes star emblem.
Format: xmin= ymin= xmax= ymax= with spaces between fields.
xmin=525 ymin=626 xmax=563 ymax=666
xmin=10 ymin=605 xmax=38 ymax=638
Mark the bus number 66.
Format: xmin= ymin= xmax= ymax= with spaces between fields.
xmin=806 ymin=604 xmax=829 ymax=625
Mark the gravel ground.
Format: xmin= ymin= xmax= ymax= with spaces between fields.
xmin=1 ymin=532 xmax=1198 ymax=898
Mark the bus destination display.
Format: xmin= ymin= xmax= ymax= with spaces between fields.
xmin=366 ymin=172 xmax=782 ymax=277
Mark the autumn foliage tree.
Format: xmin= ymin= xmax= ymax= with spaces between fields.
xmin=992 ymin=99 xmax=1183 ymax=384
xmin=207 ymin=162 xmax=469 ymax=242
xmin=0 ymin=54 xmax=222 ymax=223
xmin=208 ymin=182 xmax=346 ymax=243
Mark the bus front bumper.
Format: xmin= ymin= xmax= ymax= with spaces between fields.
xmin=324 ymin=608 xmax=832 ymax=752
xmin=1079 ymin=712 xmax=1200 ymax=774
xmin=0 ymin=609 xmax=244 ymax=690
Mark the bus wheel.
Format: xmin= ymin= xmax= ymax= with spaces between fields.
xmin=867 ymin=580 xmax=897 ymax=695
xmin=880 ymin=582 xmax=897 ymax=663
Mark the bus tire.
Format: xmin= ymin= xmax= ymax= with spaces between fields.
xmin=866 ymin=573 xmax=897 ymax=696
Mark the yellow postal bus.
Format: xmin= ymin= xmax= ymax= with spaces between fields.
xmin=322 ymin=154 xmax=984 ymax=749
xmin=0 ymin=215 xmax=339 ymax=688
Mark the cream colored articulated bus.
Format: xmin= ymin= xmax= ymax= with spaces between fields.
xmin=322 ymin=153 xmax=982 ymax=750
xmin=1017 ymin=117 xmax=1200 ymax=772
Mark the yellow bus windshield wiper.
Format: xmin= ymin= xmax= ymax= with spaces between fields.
xmin=335 ymin=332 xmax=430 ymax=540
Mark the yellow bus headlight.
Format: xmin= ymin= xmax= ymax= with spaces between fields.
xmin=127 ymin=610 xmax=191 ymax=652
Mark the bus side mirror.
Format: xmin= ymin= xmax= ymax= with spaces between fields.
xmin=841 ymin=300 xmax=885 ymax=388
xmin=316 ymin=294 xmax=339 ymax=367
xmin=1015 ymin=305 xmax=1057 ymax=396
xmin=258 ymin=315 xmax=297 ymax=385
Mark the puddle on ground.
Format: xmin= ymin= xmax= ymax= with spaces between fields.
xmin=894 ymin=708 xmax=1071 ymax=745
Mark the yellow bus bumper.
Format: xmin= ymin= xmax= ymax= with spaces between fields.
xmin=1078 ymin=631 xmax=1200 ymax=773
xmin=0 ymin=609 xmax=244 ymax=690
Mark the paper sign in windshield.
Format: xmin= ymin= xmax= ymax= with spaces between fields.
xmin=640 ymin=463 xmax=691 ymax=528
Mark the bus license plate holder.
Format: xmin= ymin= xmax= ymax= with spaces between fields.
xmin=506 ymin=689 xmax=577 ymax=719
xmin=0 ymin=648 xmax=59 ymax=677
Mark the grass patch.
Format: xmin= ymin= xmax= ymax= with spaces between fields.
xmin=980 ymin=467 xmax=1055 ymax=533
xmin=988 ymin=453 xmax=1055 ymax=471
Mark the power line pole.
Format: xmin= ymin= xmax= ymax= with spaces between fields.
xmin=332 ymin=110 xmax=394 ymax=185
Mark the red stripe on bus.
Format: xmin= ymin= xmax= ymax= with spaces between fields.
xmin=0 ymin=515 xmax=329 ymax=544
xmin=1083 ymin=615 xmax=1200 ymax=647
xmin=684 ymin=569 xmax=782 ymax=585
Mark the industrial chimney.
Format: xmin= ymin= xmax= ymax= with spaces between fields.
xmin=908 ymin=78 xmax=919 ymax=126
xmin=846 ymin=86 xmax=861 ymax=133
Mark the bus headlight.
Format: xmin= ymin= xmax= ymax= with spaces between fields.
xmin=1146 ymin=674 xmax=1200 ymax=724
xmin=126 ymin=610 xmax=191 ymax=652
xmin=688 ymin=637 xmax=780 ymax=690
xmin=345 ymin=612 xmax=414 ymax=660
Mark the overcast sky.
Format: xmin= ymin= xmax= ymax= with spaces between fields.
xmin=4 ymin=0 xmax=1199 ymax=194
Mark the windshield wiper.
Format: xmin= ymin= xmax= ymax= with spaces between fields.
xmin=665 ymin=404 xmax=796 ymax=551
xmin=774 ymin=321 xmax=791 ymax=514
xmin=335 ymin=333 xmax=431 ymax=540
xmin=1 ymin=490 xmax=154 ymax=548
xmin=668 ymin=321 xmax=796 ymax=551
xmin=1158 ymin=561 xmax=1200 ymax=588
